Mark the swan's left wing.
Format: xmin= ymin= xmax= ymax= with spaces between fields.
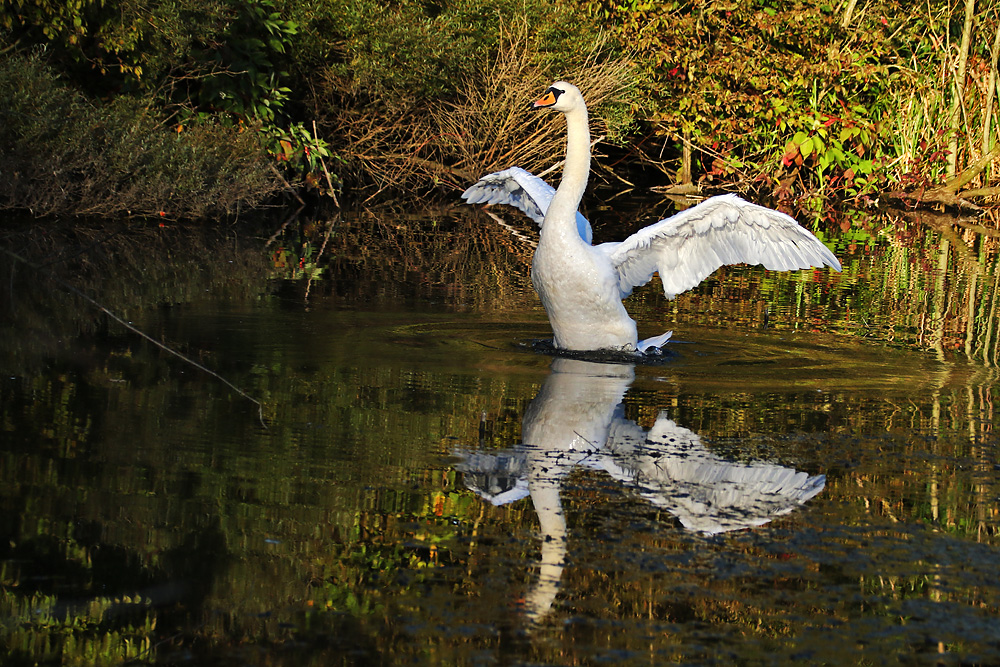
xmin=602 ymin=193 xmax=841 ymax=299
xmin=462 ymin=166 xmax=593 ymax=243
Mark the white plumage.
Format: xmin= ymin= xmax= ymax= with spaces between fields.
xmin=462 ymin=81 xmax=841 ymax=353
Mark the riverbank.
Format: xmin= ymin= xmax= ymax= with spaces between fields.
xmin=0 ymin=0 xmax=997 ymax=221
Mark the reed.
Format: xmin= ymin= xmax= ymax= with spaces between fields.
xmin=982 ymin=13 xmax=1000 ymax=184
xmin=946 ymin=0 xmax=976 ymax=179
xmin=876 ymin=3 xmax=999 ymax=199
xmin=936 ymin=2 xmax=997 ymax=192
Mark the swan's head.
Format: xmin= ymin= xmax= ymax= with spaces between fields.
xmin=532 ymin=81 xmax=584 ymax=113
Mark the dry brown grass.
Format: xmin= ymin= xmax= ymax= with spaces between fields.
xmin=325 ymin=18 xmax=634 ymax=200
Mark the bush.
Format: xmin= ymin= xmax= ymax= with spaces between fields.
xmin=303 ymin=0 xmax=640 ymax=195
xmin=0 ymin=54 xmax=285 ymax=219
xmin=588 ymin=0 xmax=999 ymax=204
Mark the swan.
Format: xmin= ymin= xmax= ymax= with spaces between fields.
xmin=462 ymin=81 xmax=842 ymax=353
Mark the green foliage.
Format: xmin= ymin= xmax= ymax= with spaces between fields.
xmin=305 ymin=0 xmax=615 ymax=106
xmin=2 ymin=0 xmax=333 ymax=204
xmin=0 ymin=54 xmax=283 ymax=218
xmin=586 ymin=0 xmax=999 ymax=203
xmin=4 ymin=0 xmax=993 ymax=208
xmin=1 ymin=0 xmax=228 ymax=89
xmin=774 ymin=95 xmax=883 ymax=199
xmin=195 ymin=0 xmax=299 ymax=123
xmin=0 ymin=0 xmax=636 ymax=204
xmin=2 ymin=0 xmax=299 ymax=115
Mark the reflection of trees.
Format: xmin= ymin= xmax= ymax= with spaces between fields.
xmin=5 ymin=315 xmax=1000 ymax=661
xmin=638 ymin=209 xmax=1000 ymax=366
xmin=4 ymin=207 xmax=1000 ymax=661
xmin=0 ymin=222 xmax=273 ymax=374
xmin=303 ymin=208 xmax=540 ymax=315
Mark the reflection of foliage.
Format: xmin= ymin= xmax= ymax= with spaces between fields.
xmin=0 ymin=221 xmax=273 ymax=373
xmin=297 ymin=207 xmax=1000 ymax=366
xmin=3 ymin=208 xmax=1000 ymax=662
xmin=1 ymin=588 xmax=155 ymax=666
xmin=271 ymin=244 xmax=326 ymax=282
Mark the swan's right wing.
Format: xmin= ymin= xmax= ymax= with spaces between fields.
xmin=462 ymin=166 xmax=593 ymax=244
xmin=604 ymin=193 xmax=841 ymax=299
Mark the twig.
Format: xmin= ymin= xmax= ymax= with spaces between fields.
xmin=313 ymin=120 xmax=340 ymax=208
xmin=1 ymin=245 xmax=268 ymax=426
xmin=537 ymin=136 xmax=606 ymax=179
xmin=265 ymin=203 xmax=305 ymax=248
xmin=304 ymin=215 xmax=338 ymax=305
xmin=928 ymin=143 xmax=1000 ymax=195
xmin=270 ymin=164 xmax=305 ymax=206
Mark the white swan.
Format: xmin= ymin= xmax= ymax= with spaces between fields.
xmin=462 ymin=81 xmax=842 ymax=353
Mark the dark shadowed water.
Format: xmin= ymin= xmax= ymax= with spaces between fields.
xmin=2 ymin=203 xmax=1000 ymax=664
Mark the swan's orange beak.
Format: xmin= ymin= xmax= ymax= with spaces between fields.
xmin=532 ymin=89 xmax=558 ymax=109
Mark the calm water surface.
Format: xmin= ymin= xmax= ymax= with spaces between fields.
xmin=2 ymin=205 xmax=1000 ymax=664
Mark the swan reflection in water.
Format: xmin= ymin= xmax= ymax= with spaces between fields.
xmin=454 ymin=358 xmax=825 ymax=623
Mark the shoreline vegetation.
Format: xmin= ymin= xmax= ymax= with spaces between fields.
xmin=0 ymin=0 xmax=997 ymax=222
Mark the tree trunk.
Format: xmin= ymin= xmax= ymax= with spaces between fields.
xmin=680 ymin=128 xmax=693 ymax=186
xmin=840 ymin=0 xmax=860 ymax=28
xmin=982 ymin=13 xmax=1000 ymax=184
xmin=947 ymin=0 xmax=976 ymax=178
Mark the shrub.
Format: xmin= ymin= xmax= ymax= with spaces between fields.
xmin=305 ymin=0 xmax=640 ymax=196
xmin=587 ymin=0 xmax=999 ymax=204
xmin=0 ymin=54 xmax=284 ymax=219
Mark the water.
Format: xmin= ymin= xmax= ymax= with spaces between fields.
xmin=2 ymin=206 xmax=1000 ymax=664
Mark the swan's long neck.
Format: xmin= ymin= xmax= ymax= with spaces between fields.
xmin=543 ymin=104 xmax=590 ymax=238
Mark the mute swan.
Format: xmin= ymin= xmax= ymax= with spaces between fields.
xmin=462 ymin=81 xmax=842 ymax=353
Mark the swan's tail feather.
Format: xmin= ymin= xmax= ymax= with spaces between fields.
xmin=638 ymin=331 xmax=673 ymax=353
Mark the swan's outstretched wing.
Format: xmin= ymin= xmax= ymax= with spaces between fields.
xmin=462 ymin=167 xmax=593 ymax=244
xmin=602 ymin=193 xmax=841 ymax=299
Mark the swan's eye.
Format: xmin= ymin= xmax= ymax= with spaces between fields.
xmin=548 ymin=86 xmax=565 ymax=100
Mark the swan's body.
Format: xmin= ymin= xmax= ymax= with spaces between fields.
xmin=462 ymin=81 xmax=842 ymax=353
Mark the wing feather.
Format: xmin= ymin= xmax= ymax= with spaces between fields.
xmin=607 ymin=193 xmax=841 ymax=299
xmin=461 ymin=167 xmax=593 ymax=244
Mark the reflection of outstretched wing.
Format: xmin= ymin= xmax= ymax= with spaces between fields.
xmin=452 ymin=449 xmax=529 ymax=505
xmin=461 ymin=167 xmax=593 ymax=244
xmin=604 ymin=412 xmax=825 ymax=535
xmin=457 ymin=410 xmax=824 ymax=535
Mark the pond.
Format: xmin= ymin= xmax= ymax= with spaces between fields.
xmin=2 ymin=201 xmax=1000 ymax=664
